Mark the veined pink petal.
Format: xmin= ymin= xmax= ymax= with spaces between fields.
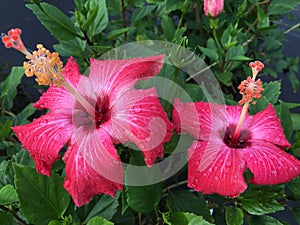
xmin=247 ymin=104 xmax=290 ymax=148
xmin=188 ymin=140 xmax=247 ymax=197
xmin=242 ymin=140 xmax=300 ymax=185
xmin=73 ymin=126 xmax=123 ymax=184
xmin=62 ymin=57 xmax=82 ymax=88
xmin=12 ymin=113 xmax=72 ymax=176
xmin=172 ymin=99 xmax=226 ymax=141
xmin=63 ymin=142 xmax=122 ymax=207
xmin=33 ymin=86 xmax=74 ymax=115
xmin=107 ymin=88 xmax=172 ymax=167
xmin=88 ymin=55 xmax=164 ymax=100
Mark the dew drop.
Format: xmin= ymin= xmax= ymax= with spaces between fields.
xmin=225 ymin=161 xmax=232 ymax=167
xmin=208 ymin=168 xmax=213 ymax=173
xmin=203 ymin=173 xmax=207 ymax=177
xmin=151 ymin=104 xmax=157 ymax=111
xmin=233 ymin=174 xmax=238 ymax=179
xmin=249 ymin=153 xmax=254 ymax=159
xmin=33 ymin=136 xmax=38 ymax=141
xmin=254 ymin=160 xmax=258 ymax=164
xmin=215 ymin=176 xmax=219 ymax=181
xmin=133 ymin=105 xmax=142 ymax=113
xmin=271 ymin=170 xmax=277 ymax=177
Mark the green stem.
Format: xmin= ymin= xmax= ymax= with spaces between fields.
xmin=212 ymin=27 xmax=222 ymax=51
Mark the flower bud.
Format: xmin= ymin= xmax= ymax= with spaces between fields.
xmin=204 ymin=0 xmax=224 ymax=18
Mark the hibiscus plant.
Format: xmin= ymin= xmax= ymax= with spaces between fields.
xmin=1 ymin=0 xmax=300 ymax=225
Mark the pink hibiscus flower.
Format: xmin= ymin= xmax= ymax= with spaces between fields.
xmin=172 ymin=100 xmax=300 ymax=197
xmin=12 ymin=55 xmax=172 ymax=206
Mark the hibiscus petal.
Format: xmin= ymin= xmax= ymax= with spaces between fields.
xmin=12 ymin=113 xmax=72 ymax=176
xmin=63 ymin=141 xmax=122 ymax=207
xmin=73 ymin=126 xmax=123 ymax=184
xmin=172 ymin=99 xmax=226 ymax=141
xmin=188 ymin=140 xmax=247 ymax=197
xmin=242 ymin=140 xmax=300 ymax=185
xmin=88 ymin=55 xmax=164 ymax=99
xmin=106 ymin=88 xmax=172 ymax=167
xmin=33 ymin=86 xmax=74 ymax=115
xmin=247 ymin=104 xmax=290 ymax=148
xmin=62 ymin=57 xmax=82 ymax=87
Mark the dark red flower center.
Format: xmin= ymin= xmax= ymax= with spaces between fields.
xmin=223 ymin=124 xmax=252 ymax=148
xmin=94 ymin=95 xmax=111 ymax=128
xmin=73 ymin=94 xmax=111 ymax=129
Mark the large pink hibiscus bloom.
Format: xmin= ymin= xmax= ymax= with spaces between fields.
xmin=173 ymin=99 xmax=300 ymax=197
xmin=12 ymin=55 xmax=172 ymax=206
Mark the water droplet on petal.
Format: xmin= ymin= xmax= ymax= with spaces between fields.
xmin=203 ymin=173 xmax=207 ymax=177
xmin=133 ymin=105 xmax=142 ymax=113
xmin=33 ymin=136 xmax=38 ymax=141
xmin=254 ymin=160 xmax=258 ymax=164
xmin=249 ymin=153 xmax=254 ymax=159
xmin=271 ymin=170 xmax=277 ymax=177
xmin=151 ymin=104 xmax=157 ymax=111
xmin=215 ymin=176 xmax=219 ymax=181
xmin=225 ymin=161 xmax=232 ymax=167
xmin=208 ymin=168 xmax=213 ymax=173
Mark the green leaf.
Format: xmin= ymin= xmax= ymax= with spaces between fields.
xmin=0 ymin=184 xmax=18 ymax=204
xmin=257 ymin=7 xmax=270 ymax=29
xmin=125 ymin=150 xmax=163 ymax=213
xmin=161 ymin=15 xmax=176 ymax=41
xmin=12 ymin=103 xmax=36 ymax=125
xmin=198 ymin=46 xmax=219 ymax=61
xmin=166 ymin=190 xmax=212 ymax=222
xmin=249 ymin=215 xmax=284 ymax=225
xmin=163 ymin=212 xmax=214 ymax=225
xmin=26 ymin=3 xmax=79 ymax=41
xmin=54 ymin=38 xmax=86 ymax=58
xmin=86 ymin=216 xmax=114 ymax=225
xmin=0 ymin=211 xmax=13 ymax=225
xmin=291 ymin=113 xmax=300 ymax=130
xmin=165 ymin=0 xmax=185 ymax=12
xmin=228 ymin=55 xmax=252 ymax=61
xmin=13 ymin=164 xmax=70 ymax=225
xmin=267 ymin=0 xmax=300 ymax=15
xmin=130 ymin=5 xmax=156 ymax=22
xmin=225 ymin=206 xmax=244 ymax=225
xmin=80 ymin=192 xmax=120 ymax=222
xmin=0 ymin=120 xmax=12 ymax=139
xmin=106 ymin=28 xmax=131 ymax=40
xmin=0 ymin=67 xmax=24 ymax=110
xmin=288 ymin=71 xmax=300 ymax=92
xmin=279 ymin=100 xmax=293 ymax=140
xmin=215 ymin=71 xmax=233 ymax=87
xmin=262 ymin=81 xmax=281 ymax=104
xmin=87 ymin=0 xmax=108 ymax=36
xmin=239 ymin=189 xmax=284 ymax=215
xmin=287 ymin=176 xmax=300 ymax=197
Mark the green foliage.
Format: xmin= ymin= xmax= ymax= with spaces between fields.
xmin=13 ymin=164 xmax=70 ymax=225
xmin=225 ymin=206 xmax=244 ymax=225
xmin=1 ymin=0 xmax=300 ymax=224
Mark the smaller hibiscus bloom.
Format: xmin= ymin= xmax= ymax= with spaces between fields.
xmin=172 ymin=61 xmax=300 ymax=197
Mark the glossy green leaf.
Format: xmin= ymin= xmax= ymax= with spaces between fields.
xmin=163 ymin=212 xmax=214 ymax=225
xmin=26 ymin=3 xmax=80 ymax=41
xmin=198 ymin=46 xmax=219 ymax=61
xmin=239 ymin=189 xmax=284 ymax=215
xmin=130 ymin=5 xmax=156 ymax=22
xmin=53 ymin=38 xmax=86 ymax=57
xmin=79 ymin=192 xmax=120 ymax=223
xmin=86 ymin=216 xmax=114 ymax=225
xmin=13 ymin=164 xmax=70 ymax=225
xmin=0 ymin=67 xmax=24 ymax=110
xmin=125 ymin=150 xmax=163 ymax=213
xmin=0 ymin=211 xmax=13 ymax=225
xmin=87 ymin=0 xmax=108 ymax=36
xmin=0 ymin=184 xmax=18 ymax=204
xmin=12 ymin=103 xmax=36 ymax=125
xmin=0 ymin=120 xmax=12 ymax=139
xmin=262 ymin=81 xmax=281 ymax=104
xmin=225 ymin=206 xmax=244 ymax=225
xmin=106 ymin=28 xmax=131 ymax=40
xmin=279 ymin=100 xmax=293 ymax=140
xmin=249 ymin=215 xmax=284 ymax=225
xmin=267 ymin=0 xmax=300 ymax=15
xmin=228 ymin=55 xmax=252 ymax=61
xmin=291 ymin=113 xmax=300 ymax=130
xmin=161 ymin=15 xmax=176 ymax=41
xmin=166 ymin=190 xmax=212 ymax=222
